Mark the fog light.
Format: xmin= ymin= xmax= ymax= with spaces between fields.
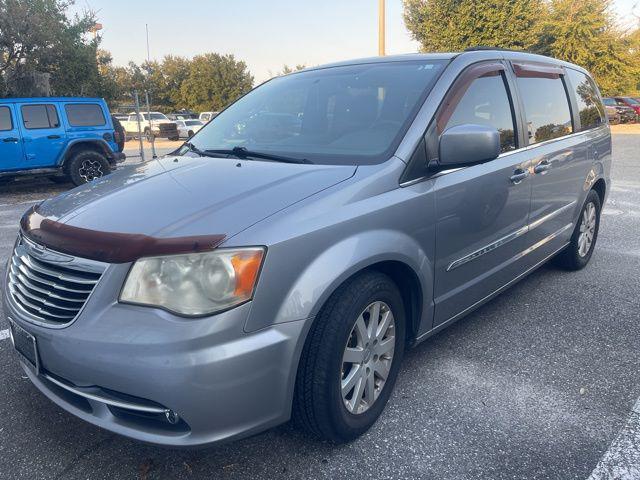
xmin=164 ymin=409 xmax=179 ymax=424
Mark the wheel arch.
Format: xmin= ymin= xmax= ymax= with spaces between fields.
xmin=361 ymin=260 xmax=424 ymax=345
xmin=592 ymin=177 xmax=606 ymax=205
xmin=61 ymin=140 xmax=111 ymax=168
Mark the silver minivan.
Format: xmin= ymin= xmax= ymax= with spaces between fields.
xmin=4 ymin=49 xmax=611 ymax=447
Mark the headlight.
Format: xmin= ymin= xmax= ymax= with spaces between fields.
xmin=120 ymin=247 xmax=265 ymax=316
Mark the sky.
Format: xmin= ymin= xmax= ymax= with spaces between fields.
xmin=71 ymin=0 xmax=639 ymax=83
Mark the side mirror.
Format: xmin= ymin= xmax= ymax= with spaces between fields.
xmin=438 ymin=124 xmax=501 ymax=167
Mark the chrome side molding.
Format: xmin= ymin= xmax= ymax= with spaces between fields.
xmin=446 ymin=225 xmax=528 ymax=271
xmin=447 ymin=202 xmax=576 ymax=271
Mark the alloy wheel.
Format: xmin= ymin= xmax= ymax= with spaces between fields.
xmin=341 ymin=301 xmax=396 ymax=415
xmin=78 ymin=159 xmax=104 ymax=182
xmin=578 ymin=202 xmax=597 ymax=257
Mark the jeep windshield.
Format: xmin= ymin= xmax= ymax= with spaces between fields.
xmin=186 ymin=60 xmax=447 ymax=165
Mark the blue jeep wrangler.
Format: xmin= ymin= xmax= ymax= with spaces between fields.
xmin=0 ymin=97 xmax=125 ymax=186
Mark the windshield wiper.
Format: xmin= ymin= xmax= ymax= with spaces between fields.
xmin=205 ymin=146 xmax=311 ymax=164
xmin=183 ymin=142 xmax=225 ymax=158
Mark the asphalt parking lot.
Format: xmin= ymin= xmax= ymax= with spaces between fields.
xmin=0 ymin=132 xmax=638 ymax=480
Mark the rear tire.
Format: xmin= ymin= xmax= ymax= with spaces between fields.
xmin=293 ymin=271 xmax=405 ymax=443
xmin=66 ymin=150 xmax=111 ymax=186
xmin=169 ymin=136 xmax=179 ymax=141
xmin=553 ymin=190 xmax=601 ymax=270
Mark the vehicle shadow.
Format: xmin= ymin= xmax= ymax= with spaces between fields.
xmin=0 ymin=177 xmax=71 ymax=200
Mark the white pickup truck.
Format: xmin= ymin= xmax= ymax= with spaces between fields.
xmin=121 ymin=112 xmax=179 ymax=142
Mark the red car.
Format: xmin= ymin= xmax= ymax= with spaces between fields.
xmin=613 ymin=97 xmax=640 ymax=115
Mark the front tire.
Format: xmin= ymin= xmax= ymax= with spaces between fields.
xmin=293 ymin=271 xmax=405 ymax=443
xmin=554 ymin=189 xmax=601 ymax=270
xmin=66 ymin=150 xmax=111 ymax=186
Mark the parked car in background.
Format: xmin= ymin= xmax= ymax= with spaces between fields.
xmin=613 ymin=97 xmax=640 ymax=117
xmin=0 ymin=97 xmax=125 ymax=186
xmin=168 ymin=110 xmax=199 ymax=121
xmin=175 ymin=119 xmax=204 ymax=139
xmin=113 ymin=114 xmax=129 ymax=122
xmin=121 ymin=112 xmax=179 ymax=142
xmin=4 ymin=51 xmax=611 ymax=448
xmin=603 ymin=97 xmax=637 ymax=123
xmin=199 ymin=111 xmax=219 ymax=122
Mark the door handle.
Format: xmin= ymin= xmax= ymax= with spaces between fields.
xmin=510 ymin=168 xmax=529 ymax=184
xmin=2 ymin=137 xmax=19 ymax=143
xmin=534 ymin=160 xmax=551 ymax=174
xmin=47 ymin=135 xmax=61 ymax=140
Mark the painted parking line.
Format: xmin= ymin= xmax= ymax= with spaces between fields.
xmin=0 ymin=329 xmax=10 ymax=341
xmin=588 ymin=398 xmax=640 ymax=479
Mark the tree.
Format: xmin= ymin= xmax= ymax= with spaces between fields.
xmin=403 ymin=0 xmax=545 ymax=52
xmin=179 ymin=53 xmax=253 ymax=112
xmin=279 ymin=64 xmax=307 ymax=75
xmin=538 ymin=0 xmax=638 ymax=95
xmin=161 ymin=55 xmax=190 ymax=107
xmin=403 ymin=0 xmax=640 ymax=96
xmin=0 ymin=0 xmax=102 ymax=97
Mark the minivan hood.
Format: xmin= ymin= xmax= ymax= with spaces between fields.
xmin=35 ymin=156 xmax=356 ymax=241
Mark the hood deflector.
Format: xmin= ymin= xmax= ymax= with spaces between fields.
xmin=20 ymin=206 xmax=226 ymax=264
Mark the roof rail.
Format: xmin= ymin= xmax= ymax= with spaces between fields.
xmin=463 ymin=46 xmax=526 ymax=53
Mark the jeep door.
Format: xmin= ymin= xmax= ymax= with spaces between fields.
xmin=0 ymin=104 xmax=24 ymax=171
xmin=431 ymin=62 xmax=533 ymax=326
xmin=18 ymin=103 xmax=67 ymax=168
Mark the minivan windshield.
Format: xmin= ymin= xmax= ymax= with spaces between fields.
xmin=187 ymin=61 xmax=447 ymax=165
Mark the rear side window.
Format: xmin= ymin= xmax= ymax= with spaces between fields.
xmin=0 ymin=106 xmax=12 ymax=131
xmin=517 ymin=76 xmax=573 ymax=144
xmin=444 ymin=73 xmax=516 ymax=153
xmin=566 ymin=70 xmax=605 ymax=130
xmin=64 ymin=104 xmax=106 ymax=127
xmin=21 ymin=104 xmax=60 ymax=129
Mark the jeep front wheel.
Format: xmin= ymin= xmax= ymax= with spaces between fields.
xmin=67 ymin=150 xmax=111 ymax=186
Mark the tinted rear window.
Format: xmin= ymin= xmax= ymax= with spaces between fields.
xmin=65 ymin=104 xmax=106 ymax=126
xmin=566 ymin=69 xmax=605 ymax=131
xmin=517 ymin=76 xmax=573 ymax=144
xmin=21 ymin=104 xmax=60 ymax=129
xmin=0 ymin=106 xmax=12 ymax=131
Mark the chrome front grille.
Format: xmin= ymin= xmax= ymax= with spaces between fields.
xmin=7 ymin=236 xmax=106 ymax=326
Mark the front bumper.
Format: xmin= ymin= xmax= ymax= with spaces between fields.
xmin=3 ymin=282 xmax=308 ymax=447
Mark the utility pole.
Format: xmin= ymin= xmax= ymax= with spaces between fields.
xmin=146 ymin=24 xmax=151 ymax=63
xmin=144 ymin=24 xmax=157 ymax=159
xmin=378 ymin=0 xmax=386 ymax=56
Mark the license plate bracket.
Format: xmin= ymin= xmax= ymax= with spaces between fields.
xmin=8 ymin=319 xmax=40 ymax=375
